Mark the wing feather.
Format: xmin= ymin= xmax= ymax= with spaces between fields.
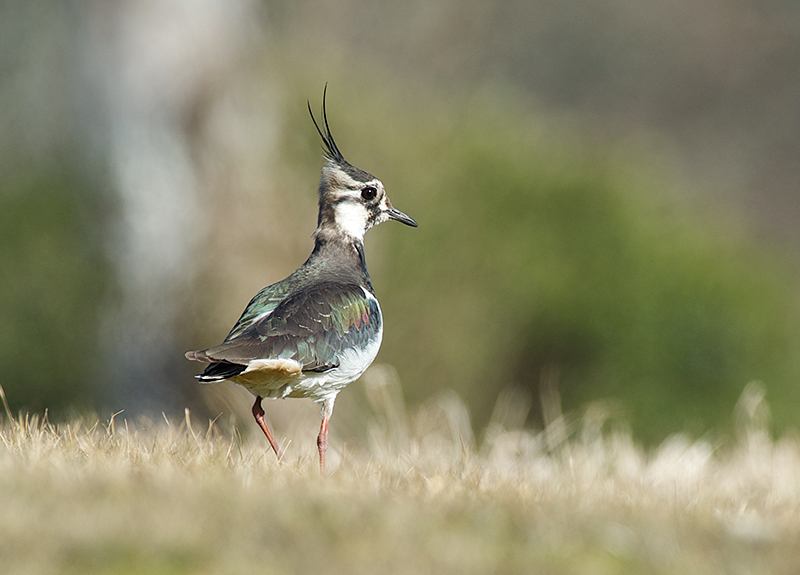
xmin=193 ymin=282 xmax=381 ymax=375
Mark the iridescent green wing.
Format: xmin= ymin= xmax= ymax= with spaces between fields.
xmin=223 ymin=279 xmax=297 ymax=341
xmin=204 ymin=282 xmax=381 ymax=371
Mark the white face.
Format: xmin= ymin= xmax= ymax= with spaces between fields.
xmin=326 ymin=170 xmax=391 ymax=240
xmin=333 ymin=201 xmax=372 ymax=240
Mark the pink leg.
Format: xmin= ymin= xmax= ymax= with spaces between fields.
xmin=317 ymin=397 xmax=335 ymax=475
xmin=252 ymin=396 xmax=283 ymax=463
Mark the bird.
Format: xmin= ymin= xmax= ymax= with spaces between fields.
xmin=185 ymin=88 xmax=417 ymax=473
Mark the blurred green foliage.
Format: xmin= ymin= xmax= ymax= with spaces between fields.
xmin=317 ymin=86 xmax=800 ymax=444
xmin=4 ymin=58 xmax=800 ymax=447
xmin=0 ymin=168 xmax=107 ymax=414
xmin=3 ymin=1 xmax=800 ymax=453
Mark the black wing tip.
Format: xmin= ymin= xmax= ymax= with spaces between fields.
xmin=191 ymin=360 xmax=247 ymax=382
xmin=303 ymin=363 xmax=338 ymax=373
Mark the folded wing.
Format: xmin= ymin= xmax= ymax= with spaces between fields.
xmin=186 ymin=283 xmax=381 ymax=381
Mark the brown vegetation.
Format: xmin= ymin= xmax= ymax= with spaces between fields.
xmin=2 ymin=380 xmax=798 ymax=574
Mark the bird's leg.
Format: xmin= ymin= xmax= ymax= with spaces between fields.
xmin=317 ymin=397 xmax=336 ymax=475
xmin=252 ymin=396 xmax=284 ymax=463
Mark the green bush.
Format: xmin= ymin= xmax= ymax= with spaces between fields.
xmin=350 ymin=91 xmax=800 ymax=443
xmin=0 ymin=168 xmax=107 ymax=413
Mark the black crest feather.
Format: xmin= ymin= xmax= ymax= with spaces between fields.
xmin=308 ymin=85 xmax=375 ymax=184
xmin=308 ymin=84 xmax=346 ymax=164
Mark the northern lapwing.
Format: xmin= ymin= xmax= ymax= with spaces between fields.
xmin=185 ymin=88 xmax=417 ymax=473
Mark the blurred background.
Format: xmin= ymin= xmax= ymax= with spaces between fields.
xmin=2 ymin=0 xmax=800 ymax=446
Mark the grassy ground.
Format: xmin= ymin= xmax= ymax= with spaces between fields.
xmin=1 ymin=379 xmax=799 ymax=575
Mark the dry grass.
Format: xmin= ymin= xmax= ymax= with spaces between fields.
xmin=1 ymin=375 xmax=800 ymax=575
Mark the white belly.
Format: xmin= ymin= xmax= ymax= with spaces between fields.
xmin=232 ymin=324 xmax=383 ymax=403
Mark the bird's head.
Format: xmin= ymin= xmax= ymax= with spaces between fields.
xmin=309 ymin=88 xmax=417 ymax=243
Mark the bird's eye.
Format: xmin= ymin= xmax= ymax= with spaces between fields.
xmin=361 ymin=186 xmax=377 ymax=201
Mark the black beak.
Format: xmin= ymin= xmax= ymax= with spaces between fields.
xmin=386 ymin=207 xmax=418 ymax=227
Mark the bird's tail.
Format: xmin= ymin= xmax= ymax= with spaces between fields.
xmin=186 ymin=349 xmax=247 ymax=383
